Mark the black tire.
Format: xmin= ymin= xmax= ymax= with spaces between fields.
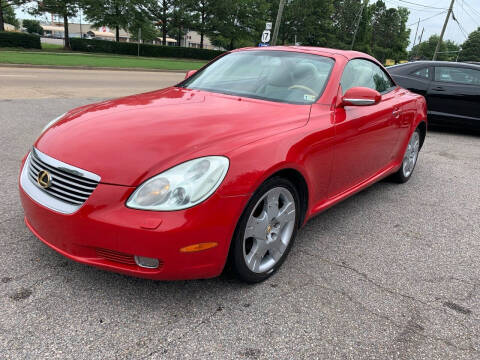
xmin=230 ymin=177 xmax=301 ymax=283
xmin=390 ymin=128 xmax=421 ymax=183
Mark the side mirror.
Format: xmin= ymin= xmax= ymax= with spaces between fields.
xmin=342 ymin=87 xmax=381 ymax=106
xmin=185 ymin=70 xmax=197 ymax=79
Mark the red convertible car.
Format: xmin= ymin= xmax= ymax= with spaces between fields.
xmin=19 ymin=47 xmax=427 ymax=283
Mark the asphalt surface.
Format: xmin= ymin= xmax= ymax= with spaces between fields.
xmin=0 ymin=67 xmax=184 ymax=99
xmin=1 ymin=67 xmax=480 ymax=359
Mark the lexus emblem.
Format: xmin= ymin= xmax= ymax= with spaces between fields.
xmin=37 ymin=170 xmax=52 ymax=189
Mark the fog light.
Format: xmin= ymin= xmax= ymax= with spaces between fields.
xmin=134 ymin=256 xmax=160 ymax=269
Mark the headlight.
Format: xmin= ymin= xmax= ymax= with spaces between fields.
xmin=126 ymin=156 xmax=229 ymax=211
xmin=40 ymin=113 xmax=66 ymax=135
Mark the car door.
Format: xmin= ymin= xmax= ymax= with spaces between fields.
xmin=427 ymin=65 xmax=480 ymax=126
xmin=390 ymin=64 xmax=432 ymax=97
xmin=329 ymin=58 xmax=401 ymax=197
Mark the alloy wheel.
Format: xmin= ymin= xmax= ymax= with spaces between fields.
xmin=243 ymin=187 xmax=296 ymax=274
xmin=402 ymin=131 xmax=420 ymax=178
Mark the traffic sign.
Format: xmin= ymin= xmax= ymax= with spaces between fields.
xmin=265 ymin=22 xmax=272 ymax=30
xmin=261 ymin=30 xmax=271 ymax=44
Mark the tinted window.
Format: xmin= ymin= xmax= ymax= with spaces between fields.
xmin=180 ymin=51 xmax=335 ymax=104
xmin=411 ymin=67 xmax=430 ymax=79
xmin=341 ymin=59 xmax=396 ymax=94
xmin=435 ymin=67 xmax=480 ymax=85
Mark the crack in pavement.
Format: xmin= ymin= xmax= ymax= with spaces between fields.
xmin=296 ymin=249 xmax=480 ymax=353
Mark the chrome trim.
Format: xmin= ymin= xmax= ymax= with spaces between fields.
xmin=20 ymin=149 xmax=101 ymax=215
xmin=134 ymin=256 xmax=160 ymax=269
xmin=21 ymin=153 xmax=81 ymax=214
xmin=32 ymin=147 xmax=100 ymax=182
xmin=344 ymin=98 xmax=376 ymax=106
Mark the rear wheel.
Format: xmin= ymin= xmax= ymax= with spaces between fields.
xmin=231 ymin=177 xmax=300 ymax=283
xmin=391 ymin=129 xmax=421 ymax=183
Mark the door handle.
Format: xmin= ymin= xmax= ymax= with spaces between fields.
xmin=432 ymin=86 xmax=445 ymax=91
xmin=392 ymin=109 xmax=401 ymax=118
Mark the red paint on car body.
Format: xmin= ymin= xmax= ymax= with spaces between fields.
xmin=19 ymin=47 xmax=427 ymax=280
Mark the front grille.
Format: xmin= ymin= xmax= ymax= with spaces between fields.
xmin=27 ymin=148 xmax=100 ymax=206
xmin=96 ymin=248 xmax=137 ymax=266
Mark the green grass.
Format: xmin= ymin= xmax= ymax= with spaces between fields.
xmin=0 ymin=49 xmax=207 ymax=70
xmin=41 ymin=43 xmax=64 ymax=50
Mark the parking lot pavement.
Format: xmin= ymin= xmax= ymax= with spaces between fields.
xmin=1 ymin=95 xmax=480 ymax=360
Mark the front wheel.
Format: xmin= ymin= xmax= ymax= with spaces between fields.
xmin=391 ymin=129 xmax=421 ymax=183
xmin=231 ymin=177 xmax=300 ymax=283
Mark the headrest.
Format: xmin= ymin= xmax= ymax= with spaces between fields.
xmin=267 ymin=62 xmax=293 ymax=87
xmin=293 ymin=62 xmax=317 ymax=80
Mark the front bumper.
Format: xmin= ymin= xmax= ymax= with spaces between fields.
xmin=19 ymin=158 xmax=248 ymax=280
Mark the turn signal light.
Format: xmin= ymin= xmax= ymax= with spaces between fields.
xmin=180 ymin=242 xmax=218 ymax=253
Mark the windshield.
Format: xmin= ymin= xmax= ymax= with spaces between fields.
xmin=179 ymin=50 xmax=335 ymax=105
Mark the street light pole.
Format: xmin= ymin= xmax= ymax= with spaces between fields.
xmin=271 ymin=0 xmax=286 ymax=46
xmin=433 ymin=0 xmax=455 ymax=60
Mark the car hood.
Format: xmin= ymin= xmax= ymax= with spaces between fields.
xmin=35 ymin=87 xmax=310 ymax=186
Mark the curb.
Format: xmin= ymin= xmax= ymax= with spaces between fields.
xmin=0 ymin=63 xmax=188 ymax=73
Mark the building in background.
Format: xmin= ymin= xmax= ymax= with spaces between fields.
xmin=183 ymin=31 xmax=217 ymax=49
xmin=21 ymin=19 xmax=220 ymax=49
xmin=4 ymin=23 xmax=17 ymax=32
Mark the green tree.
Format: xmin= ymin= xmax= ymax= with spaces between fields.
xmin=23 ymin=19 xmax=44 ymax=35
xmin=367 ymin=1 xmax=410 ymax=62
xmin=187 ymin=0 xmax=214 ymax=48
xmin=410 ymin=35 xmax=460 ymax=61
xmin=3 ymin=4 xmax=19 ymax=28
xmin=0 ymin=0 xmax=28 ymax=31
xmin=128 ymin=12 xmax=159 ymax=43
xmin=286 ymin=0 xmax=335 ymax=47
xmin=81 ymin=0 xmax=151 ymax=42
xmin=148 ymin=0 xmax=172 ymax=45
xmin=331 ymin=0 xmax=364 ymax=49
xmin=29 ymin=0 xmax=79 ymax=49
xmin=169 ymin=0 xmax=193 ymax=46
xmin=208 ymin=0 xmax=270 ymax=50
xmin=459 ymin=27 xmax=480 ymax=62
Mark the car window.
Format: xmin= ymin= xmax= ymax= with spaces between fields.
xmin=435 ymin=67 xmax=480 ymax=85
xmin=411 ymin=67 xmax=430 ymax=79
xmin=179 ymin=51 xmax=335 ymax=105
xmin=341 ymin=59 xmax=396 ymax=94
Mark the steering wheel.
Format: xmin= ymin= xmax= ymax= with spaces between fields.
xmin=288 ymin=85 xmax=318 ymax=97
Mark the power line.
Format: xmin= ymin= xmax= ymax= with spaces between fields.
xmin=459 ymin=1 xmax=480 ymax=26
xmin=452 ymin=12 xmax=469 ymax=38
xmin=463 ymin=0 xmax=480 ymax=19
xmin=407 ymin=10 xmax=447 ymax=27
xmin=385 ymin=0 xmax=448 ymax=12
xmin=396 ymin=0 xmax=448 ymax=10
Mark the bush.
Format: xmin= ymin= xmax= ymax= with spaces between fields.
xmin=22 ymin=19 xmax=44 ymax=36
xmin=0 ymin=31 xmax=41 ymax=49
xmin=70 ymin=38 xmax=224 ymax=60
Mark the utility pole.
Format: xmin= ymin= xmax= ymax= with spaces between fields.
xmin=351 ymin=0 xmax=368 ymax=50
xmin=433 ymin=0 xmax=455 ymax=60
xmin=411 ymin=18 xmax=420 ymax=51
xmin=415 ymin=27 xmax=424 ymax=59
xmin=271 ymin=0 xmax=286 ymax=46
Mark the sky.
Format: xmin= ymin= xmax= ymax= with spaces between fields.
xmin=382 ymin=0 xmax=480 ymax=49
xmin=15 ymin=0 xmax=480 ymax=49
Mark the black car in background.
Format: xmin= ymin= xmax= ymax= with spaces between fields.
xmin=388 ymin=61 xmax=480 ymax=130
